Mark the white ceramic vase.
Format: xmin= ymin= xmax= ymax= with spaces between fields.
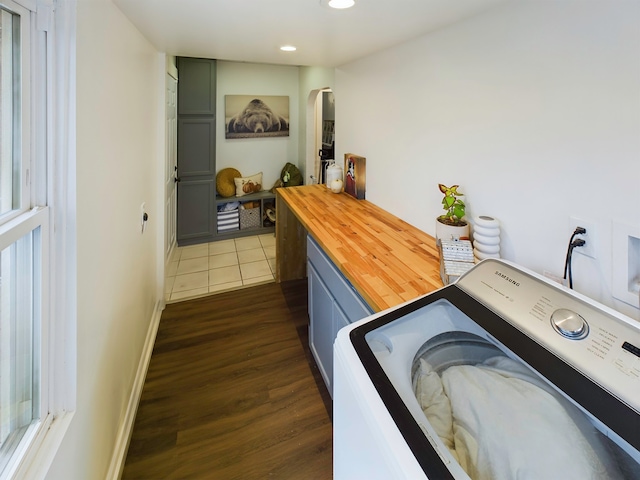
xmin=472 ymin=215 xmax=501 ymax=262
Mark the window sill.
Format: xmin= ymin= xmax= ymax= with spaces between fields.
xmin=11 ymin=410 xmax=75 ymax=480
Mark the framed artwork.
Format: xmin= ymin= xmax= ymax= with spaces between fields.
xmin=225 ymin=95 xmax=289 ymax=139
xmin=344 ymin=153 xmax=366 ymax=200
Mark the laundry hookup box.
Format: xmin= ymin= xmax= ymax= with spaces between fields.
xmin=217 ymin=204 xmax=240 ymax=233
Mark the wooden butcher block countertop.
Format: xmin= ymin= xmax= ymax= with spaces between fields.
xmin=276 ymin=184 xmax=443 ymax=312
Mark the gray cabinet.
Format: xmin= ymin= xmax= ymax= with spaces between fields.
xmin=307 ymin=235 xmax=372 ymax=396
xmin=178 ymin=58 xmax=216 ymax=115
xmin=178 ymin=118 xmax=215 ymax=174
xmin=177 ymin=179 xmax=216 ymax=242
xmin=177 ymin=57 xmax=217 ymax=246
xmin=177 ymin=57 xmax=273 ymax=244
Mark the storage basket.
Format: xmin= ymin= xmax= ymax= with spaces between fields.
xmin=240 ymin=207 xmax=260 ymax=230
xmin=217 ymin=208 xmax=239 ymax=233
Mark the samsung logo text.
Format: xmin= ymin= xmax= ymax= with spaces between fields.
xmin=494 ymin=270 xmax=520 ymax=287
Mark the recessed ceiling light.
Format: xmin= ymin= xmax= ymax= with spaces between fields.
xmin=280 ymin=45 xmax=297 ymax=52
xmin=328 ymin=0 xmax=355 ymax=9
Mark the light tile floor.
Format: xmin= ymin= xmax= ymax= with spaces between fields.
xmin=165 ymin=233 xmax=276 ymax=302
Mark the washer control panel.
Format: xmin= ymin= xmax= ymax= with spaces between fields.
xmin=457 ymin=259 xmax=640 ymax=412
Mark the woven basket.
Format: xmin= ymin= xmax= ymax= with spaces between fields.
xmin=240 ymin=207 xmax=260 ymax=229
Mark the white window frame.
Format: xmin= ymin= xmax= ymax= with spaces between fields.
xmin=0 ymin=0 xmax=75 ymax=478
xmin=0 ymin=0 xmax=30 ymax=224
xmin=0 ymin=207 xmax=49 ymax=479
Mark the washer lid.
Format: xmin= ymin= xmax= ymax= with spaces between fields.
xmin=456 ymin=258 xmax=640 ymax=415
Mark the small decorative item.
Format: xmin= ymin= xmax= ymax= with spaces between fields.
xmin=263 ymin=203 xmax=276 ymax=227
xmin=326 ymin=162 xmax=343 ymax=188
xmin=472 ymin=215 xmax=501 ymax=262
xmin=233 ymin=172 xmax=263 ymax=197
xmin=216 ymin=168 xmax=242 ymax=198
xmin=344 ymin=153 xmax=366 ymax=199
xmin=435 ymin=184 xmax=470 ymax=243
xmin=270 ymin=162 xmax=302 ymax=192
xmin=330 ymin=178 xmax=343 ymax=193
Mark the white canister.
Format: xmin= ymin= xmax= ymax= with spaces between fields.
xmin=326 ymin=163 xmax=343 ymax=188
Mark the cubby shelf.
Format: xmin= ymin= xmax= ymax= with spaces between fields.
xmin=215 ymin=191 xmax=276 ymax=240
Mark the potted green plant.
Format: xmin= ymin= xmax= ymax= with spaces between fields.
xmin=435 ymin=184 xmax=470 ymax=242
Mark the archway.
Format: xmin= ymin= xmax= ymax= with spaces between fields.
xmin=305 ymin=88 xmax=334 ymax=185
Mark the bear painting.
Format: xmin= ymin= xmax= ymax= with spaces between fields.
xmin=225 ymin=96 xmax=290 ymax=139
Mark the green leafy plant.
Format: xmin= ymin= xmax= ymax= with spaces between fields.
xmin=438 ymin=184 xmax=467 ymax=226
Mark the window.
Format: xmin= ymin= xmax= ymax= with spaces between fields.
xmin=0 ymin=1 xmax=53 ymax=477
xmin=0 ymin=210 xmax=48 ymax=476
xmin=0 ymin=7 xmax=19 ymax=219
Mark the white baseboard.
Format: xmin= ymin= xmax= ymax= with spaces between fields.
xmin=106 ymin=300 xmax=164 ymax=480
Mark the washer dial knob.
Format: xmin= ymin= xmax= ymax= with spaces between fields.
xmin=551 ymin=309 xmax=589 ymax=339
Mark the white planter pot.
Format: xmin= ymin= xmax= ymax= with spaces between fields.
xmin=435 ymin=219 xmax=470 ymax=243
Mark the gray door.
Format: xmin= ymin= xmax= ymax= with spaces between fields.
xmin=177 ymin=118 xmax=215 ymax=243
xmin=176 ymin=58 xmax=217 ymax=245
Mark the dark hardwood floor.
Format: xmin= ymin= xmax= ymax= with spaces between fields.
xmin=122 ymin=280 xmax=333 ymax=479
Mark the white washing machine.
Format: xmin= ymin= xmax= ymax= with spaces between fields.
xmin=334 ymin=259 xmax=640 ymax=479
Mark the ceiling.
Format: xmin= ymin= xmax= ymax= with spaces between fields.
xmin=112 ymin=0 xmax=510 ymax=67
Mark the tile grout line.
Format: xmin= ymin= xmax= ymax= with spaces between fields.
xmin=235 ymin=238 xmax=245 ymax=284
xmin=168 ymin=235 xmax=276 ymax=301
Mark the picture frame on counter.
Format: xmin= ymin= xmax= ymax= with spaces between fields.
xmin=344 ymin=153 xmax=366 ymax=200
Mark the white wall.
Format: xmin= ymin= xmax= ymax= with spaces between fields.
xmin=336 ymin=0 xmax=640 ymax=319
xmin=216 ymin=61 xmax=300 ymax=191
xmin=45 ymin=0 xmax=163 ymax=478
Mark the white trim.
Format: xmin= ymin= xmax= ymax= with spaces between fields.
xmin=0 ymin=206 xmax=46 ymax=249
xmin=35 ymin=0 xmax=51 ymax=32
xmin=33 ymin=2 xmax=47 ymax=207
xmin=0 ymin=205 xmax=49 ymax=480
xmin=166 ymin=55 xmax=178 ymax=81
xmin=11 ymin=0 xmax=36 ymax=12
xmin=305 ymin=89 xmax=322 ymax=185
xmin=105 ymin=301 xmax=164 ymax=480
xmin=14 ymin=410 xmax=73 ymax=480
xmin=20 ymin=1 xmax=31 ymax=215
xmin=49 ymin=0 xmax=77 ymax=414
xmin=163 ymin=62 xmax=177 ymax=288
xmin=158 ymin=54 xmax=169 ymax=307
xmin=4 ymin=414 xmax=53 ymax=480
xmin=0 ymin=0 xmax=32 ymax=225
